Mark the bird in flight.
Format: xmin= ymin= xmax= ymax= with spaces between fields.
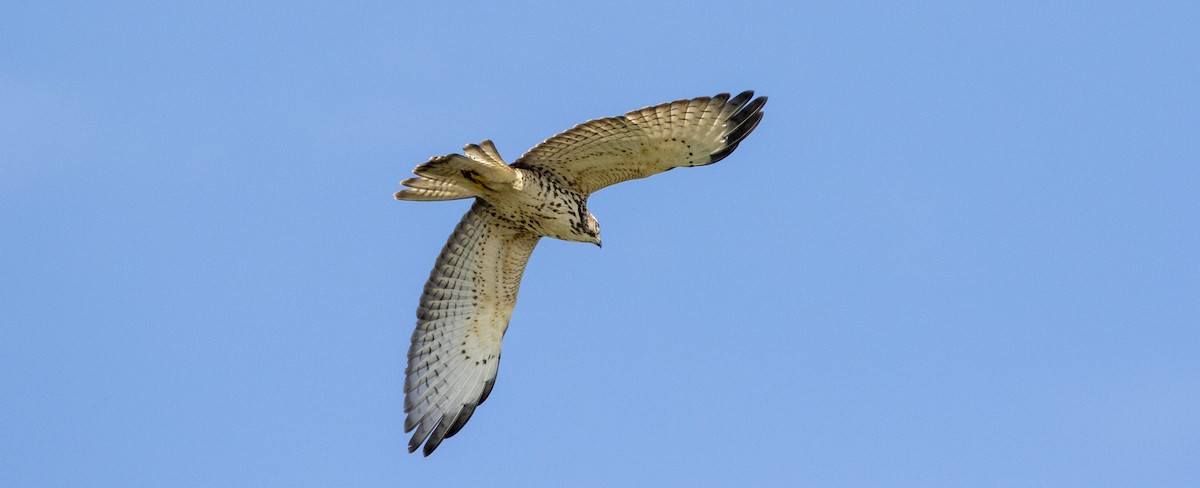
xmin=394 ymin=91 xmax=767 ymax=455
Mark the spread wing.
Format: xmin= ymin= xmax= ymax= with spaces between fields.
xmin=404 ymin=201 xmax=540 ymax=456
xmin=512 ymin=91 xmax=766 ymax=195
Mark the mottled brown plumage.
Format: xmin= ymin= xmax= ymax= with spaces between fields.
xmin=395 ymin=91 xmax=766 ymax=455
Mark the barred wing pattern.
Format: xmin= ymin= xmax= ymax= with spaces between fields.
xmin=404 ymin=201 xmax=540 ymax=455
xmin=513 ymin=91 xmax=766 ymax=195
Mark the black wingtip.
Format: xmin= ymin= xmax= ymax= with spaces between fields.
xmin=423 ymin=429 xmax=445 ymax=456
xmin=726 ymin=110 xmax=764 ymax=149
xmin=407 ymin=418 xmax=434 ymax=454
xmin=445 ymin=404 xmax=477 ymax=438
xmin=709 ymin=93 xmax=766 ymax=164
xmin=728 ymin=90 xmax=754 ymax=111
xmin=729 ymin=95 xmax=767 ymax=125
xmin=478 ymin=376 xmax=497 ymax=405
xmin=709 ymin=142 xmax=740 ymax=164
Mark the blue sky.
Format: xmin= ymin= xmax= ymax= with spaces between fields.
xmin=2 ymin=1 xmax=1197 ymax=486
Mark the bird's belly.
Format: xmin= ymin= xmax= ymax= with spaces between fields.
xmin=496 ymin=205 xmax=575 ymax=240
xmin=481 ymin=192 xmax=575 ymax=241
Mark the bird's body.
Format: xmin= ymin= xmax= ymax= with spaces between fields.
xmin=395 ymin=91 xmax=767 ymax=455
xmin=475 ymin=166 xmax=597 ymax=244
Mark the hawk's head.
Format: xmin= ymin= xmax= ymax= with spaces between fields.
xmin=563 ymin=202 xmax=601 ymax=247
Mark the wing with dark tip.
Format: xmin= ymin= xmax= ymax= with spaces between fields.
xmin=512 ymin=91 xmax=766 ymax=195
xmin=404 ymin=201 xmax=540 ymax=456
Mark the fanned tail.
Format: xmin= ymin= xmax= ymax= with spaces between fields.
xmin=395 ymin=141 xmax=515 ymax=202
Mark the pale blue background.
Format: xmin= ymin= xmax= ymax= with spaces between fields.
xmin=2 ymin=1 xmax=1197 ymax=486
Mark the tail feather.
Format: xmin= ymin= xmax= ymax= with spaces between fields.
xmin=463 ymin=140 xmax=506 ymax=168
xmin=397 ymin=143 xmax=516 ymax=201
xmin=414 ymin=154 xmax=515 ymax=187
xmin=394 ymin=176 xmax=473 ymax=201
